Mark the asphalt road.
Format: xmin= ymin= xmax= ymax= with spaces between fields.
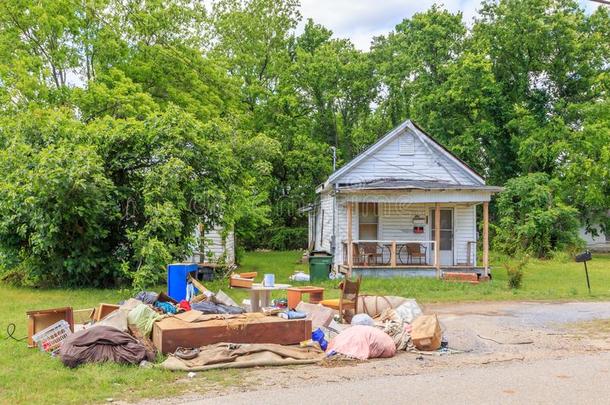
xmin=194 ymin=352 xmax=610 ymax=405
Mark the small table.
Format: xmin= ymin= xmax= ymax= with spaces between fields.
xmin=287 ymin=286 xmax=325 ymax=309
xmin=249 ymin=283 xmax=291 ymax=312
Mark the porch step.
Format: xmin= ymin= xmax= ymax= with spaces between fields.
xmin=442 ymin=272 xmax=479 ymax=284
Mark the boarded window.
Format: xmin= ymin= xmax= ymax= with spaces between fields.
xmin=399 ymin=133 xmax=415 ymax=155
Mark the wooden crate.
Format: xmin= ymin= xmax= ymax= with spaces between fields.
xmin=27 ymin=307 xmax=74 ymax=348
xmin=152 ymin=315 xmax=312 ymax=354
xmin=94 ymin=304 xmax=120 ymax=322
xmin=229 ymin=276 xmax=254 ymax=289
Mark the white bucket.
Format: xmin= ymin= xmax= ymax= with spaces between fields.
xmin=263 ymin=273 xmax=275 ymax=287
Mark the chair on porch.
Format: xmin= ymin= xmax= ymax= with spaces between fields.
xmin=355 ymin=242 xmax=383 ymax=266
xmin=319 ymin=276 xmax=362 ymax=323
xmin=404 ymin=243 xmax=427 ymax=265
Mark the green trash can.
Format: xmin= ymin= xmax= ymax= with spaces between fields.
xmin=309 ymin=251 xmax=332 ymax=282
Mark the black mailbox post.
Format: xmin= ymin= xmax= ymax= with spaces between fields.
xmin=575 ymin=251 xmax=592 ymax=294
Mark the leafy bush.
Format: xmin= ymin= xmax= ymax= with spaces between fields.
xmin=267 ymin=227 xmax=308 ymax=251
xmin=0 ymin=108 xmax=270 ymax=289
xmin=493 ymin=173 xmax=583 ymax=258
xmin=503 ymin=256 xmax=529 ymax=290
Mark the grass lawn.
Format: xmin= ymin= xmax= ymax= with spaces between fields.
xmin=1 ymin=250 xmax=609 ymax=404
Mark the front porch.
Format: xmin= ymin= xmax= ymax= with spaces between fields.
xmin=339 ymin=198 xmax=490 ymax=279
xmin=344 ymin=265 xmax=487 ymax=279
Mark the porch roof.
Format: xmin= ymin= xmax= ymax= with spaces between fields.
xmin=336 ymin=178 xmax=503 ymax=193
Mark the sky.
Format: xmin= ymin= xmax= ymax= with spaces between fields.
xmin=298 ymin=0 xmax=604 ymax=50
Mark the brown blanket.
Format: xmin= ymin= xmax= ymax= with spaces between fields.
xmin=161 ymin=343 xmax=325 ymax=371
xmin=60 ymin=326 xmax=154 ymax=368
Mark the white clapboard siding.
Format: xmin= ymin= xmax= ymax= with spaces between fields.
xmin=337 ymin=190 xmax=492 ymax=204
xmin=223 ymin=229 xmax=235 ymax=265
xmin=315 ymin=191 xmax=334 ymax=252
xmin=335 ymin=195 xmax=359 ymax=263
xmin=453 ymin=205 xmax=476 ymax=265
xmin=336 ymin=128 xmax=477 ymax=185
xmin=191 ymin=225 xmax=235 ymax=265
xmin=379 ymin=203 xmax=429 ymax=242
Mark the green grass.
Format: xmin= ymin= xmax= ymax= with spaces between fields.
xmin=207 ymin=250 xmax=610 ymax=303
xmin=1 ymin=250 xmax=609 ymax=404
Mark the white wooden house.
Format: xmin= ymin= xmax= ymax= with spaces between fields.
xmin=306 ymin=120 xmax=502 ymax=278
xmin=189 ymin=224 xmax=235 ymax=266
xmin=579 ymin=213 xmax=610 ymax=252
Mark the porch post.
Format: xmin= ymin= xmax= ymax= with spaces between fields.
xmin=347 ymin=201 xmax=353 ymax=276
xmin=483 ymin=201 xmax=489 ymax=277
xmin=434 ymin=203 xmax=441 ymax=279
xmin=391 ymin=241 xmax=397 ymax=267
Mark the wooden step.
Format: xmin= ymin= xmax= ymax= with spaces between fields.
xmin=442 ymin=272 xmax=479 ymax=284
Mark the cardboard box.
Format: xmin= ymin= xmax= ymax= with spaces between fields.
xmin=94 ymin=304 xmax=120 ymax=322
xmin=411 ymin=314 xmax=442 ymax=351
xmin=27 ymin=307 xmax=74 ymax=348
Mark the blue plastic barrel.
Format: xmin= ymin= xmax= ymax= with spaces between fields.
xmin=167 ymin=263 xmax=198 ymax=301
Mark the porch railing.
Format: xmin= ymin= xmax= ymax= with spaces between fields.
xmin=342 ymin=240 xmax=437 ymax=267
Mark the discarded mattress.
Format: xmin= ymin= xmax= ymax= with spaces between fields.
xmin=161 ymin=343 xmax=325 ymax=371
xmin=328 ymin=325 xmax=396 ymax=360
xmin=59 ymin=326 xmax=154 ymax=368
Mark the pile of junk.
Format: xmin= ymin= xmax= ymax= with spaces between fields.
xmin=24 ymin=266 xmax=451 ymax=371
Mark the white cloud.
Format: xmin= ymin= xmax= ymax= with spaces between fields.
xmin=298 ymin=0 xmax=600 ymax=50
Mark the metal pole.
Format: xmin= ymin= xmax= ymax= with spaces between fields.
xmin=584 ymin=261 xmax=591 ymax=294
xmin=330 ymin=146 xmax=337 ymax=171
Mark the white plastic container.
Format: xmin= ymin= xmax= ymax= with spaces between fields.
xmin=263 ymin=273 xmax=275 ymax=287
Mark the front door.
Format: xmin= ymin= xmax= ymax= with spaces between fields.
xmin=430 ymin=208 xmax=453 ymax=266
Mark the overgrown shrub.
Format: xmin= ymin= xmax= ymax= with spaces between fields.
xmin=267 ymin=227 xmax=308 ymax=251
xmin=503 ymin=256 xmax=529 ymax=289
xmin=493 ymin=173 xmax=583 ymax=258
xmin=0 ymin=108 xmax=270 ymax=289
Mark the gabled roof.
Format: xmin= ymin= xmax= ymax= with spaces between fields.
xmin=337 ymin=178 xmax=503 ymax=193
xmin=321 ymin=120 xmax=485 ymax=191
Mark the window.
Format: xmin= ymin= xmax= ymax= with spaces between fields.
xmin=359 ymin=203 xmax=378 ymax=240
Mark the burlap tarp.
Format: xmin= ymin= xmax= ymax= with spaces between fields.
xmin=161 ymin=343 xmax=325 ymax=371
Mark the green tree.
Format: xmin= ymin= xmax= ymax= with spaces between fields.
xmin=493 ymin=173 xmax=583 ymax=258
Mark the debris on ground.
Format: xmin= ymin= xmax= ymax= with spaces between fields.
xmin=411 ymin=315 xmax=442 ymax=351
xmin=20 ymin=266 xmax=462 ymax=371
xmin=59 ymin=325 xmax=154 ymax=368
xmin=327 ymin=325 xmax=396 ymax=360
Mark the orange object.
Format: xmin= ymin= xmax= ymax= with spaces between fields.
xmin=320 ymin=276 xmax=361 ymax=323
xmin=287 ymin=286 xmax=325 ymax=310
xmin=230 ymin=275 xmax=254 ymax=289
xmin=443 ymin=272 xmax=479 ymax=284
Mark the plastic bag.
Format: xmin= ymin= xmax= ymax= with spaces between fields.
xmin=351 ymin=313 xmax=375 ymax=326
xmin=394 ymin=299 xmax=423 ymax=323
xmin=127 ymin=303 xmax=162 ymax=336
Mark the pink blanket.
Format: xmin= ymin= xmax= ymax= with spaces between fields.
xmin=328 ymin=325 xmax=396 ymax=360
